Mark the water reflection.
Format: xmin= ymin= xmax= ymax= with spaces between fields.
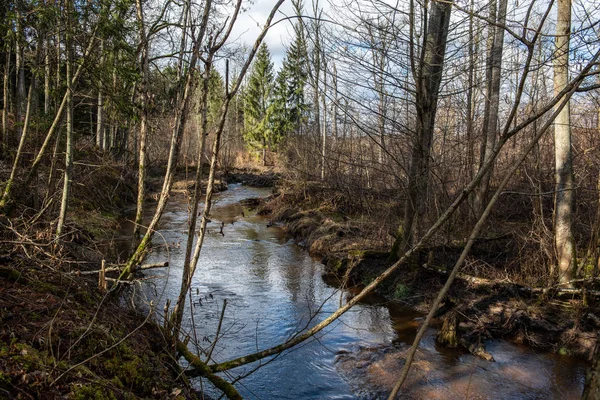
xmin=134 ymin=184 xmax=586 ymax=400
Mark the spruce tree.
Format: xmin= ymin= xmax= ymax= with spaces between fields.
xmin=270 ymin=67 xmax=292 ymax=139
xmin=243 ymin=42 xmax=274 ymax=164
xmin=266 ymin=0 xmax=309 ymax=143
xmin=283 ymin=0 xmax=309 ymax=135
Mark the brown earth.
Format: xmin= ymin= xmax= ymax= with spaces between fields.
xmin=0 ymin=161 xmax=201 ymax=399
xmin=256 ymin=180 xmax=599 ymax=361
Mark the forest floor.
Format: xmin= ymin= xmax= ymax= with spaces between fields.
xmin=255 ymin=177 xmax=599 ymax=362
xmin=0 ymin=160 xmax=208 ymax=399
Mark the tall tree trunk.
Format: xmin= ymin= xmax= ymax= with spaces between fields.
xmin=2 ymin=48 xmax=9 ymax=147
xmin=394 ymin=0 xmax=452 ymax=259
xmin=133 ymin=0 xmax=149 ymax=240
xmin=44 ymin=36 xmax=51 ymax=115
xmin=369 ymin=20 xmax=388 ymax=167
xmin=474 ymin=0 xmax=508 ymax=217
xmin=591 ymin=86 xmax=600 ymax=277
xmin=377 ymin=71 xmax=386 ymax=167
xmin=465 ymin=0 xmax=475 ymax=183
xmin=0 ymin=84 xmax=33 ymax=210
xmin=553 ymin=0 xmax=575 ymax=284
xmin=172 ymin=58 xmax=213 ymax=340
xmin=321 ymin=57 xmax=327 ymax=180
xmin=56 ymin=5 xmax=73 ymax=240
xmin=15 ymin=8 xmax=26 ymax=141
xmin=331 ymin=62 xmax=338 ymax=140
xmin=96 ymin=41 xmax=105 ymax=150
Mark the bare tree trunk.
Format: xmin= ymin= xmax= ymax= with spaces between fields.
xmin=15 ymin=7 xmax=26 ymax=141
xmin=377 ymin=74 xmax=385 ymax=167
xmin=369 ymin=19 xmax=388 ymax=167
xmin=331 ymin=62 xmax=338 ymax=140
xmin=0 ymin=85 xmax=33 ymax=210
xmin=321 ymin=56 xmax=327 ymax=180
xmin=105 ymin=57 xmax=118 ymax=153
xmin=133 ymin=0 xmax=149 ymax=241
xmin=553 ymin=0 xmax=575 ymax=284
xmin=2 ymin=48 xmax=9 ymax=146
xmin=44 ymin=36 xmax=51 ymax=114
xmin=119 ymin=0 xmax=213 ymax=280
xmin=394 ymin=0 xmax=452 ymax=258
xmin=171 ymin=58 xmax=213 ymax=337
xmin=474 ymin=0 xmax=508 ymax=217
xmin=56 ymin=5 xmax=73 ymax=240
xmin=591 ymin=92 xmax=600 ymax=277
xmin=96 ymin=40 xmax=105 ymax=150
xmin=465 ymin=0 xmax=475 ymax=183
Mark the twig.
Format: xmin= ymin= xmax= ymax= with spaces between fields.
xmin=206 ymin=299 xmax=227 ymax=362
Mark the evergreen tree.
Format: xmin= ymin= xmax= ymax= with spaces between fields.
xmin=270 ymin=67 xmax=292 ymax=138
xmin=282 ymin=0 xmax=309 ymax=135
xmin=243 ymin=42 xmax=274 ymax=163
xmin=207 ymin=68 xmax=225 ymax=127
xmin=259 ymin=0 xmax=309 ymax=144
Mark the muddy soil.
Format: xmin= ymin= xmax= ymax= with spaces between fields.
xmin=258 ymin=181 xmax=599 ymax=361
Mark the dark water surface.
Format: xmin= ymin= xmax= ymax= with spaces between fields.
xmin=131 ymin=184 xmax=587 ymax=399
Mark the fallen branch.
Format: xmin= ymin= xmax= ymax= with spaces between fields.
xmin=423 ymin=265 xmax=600 ymax=298
xmin=421 ymin=264 xmax=496 ymax=286
xmin=105 ymin=275 xmax=164 ymax=283
xmin=458 ymin=337 xmax=495 ymax=361
xmin=521 ymin=286 xmax=600 ymax=298
xmin=76 ymin=262 xmax=168 ymax=275
xmin=176 ymin=341 xmax=242 ymax=400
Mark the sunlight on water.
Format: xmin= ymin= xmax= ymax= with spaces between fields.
xmin=134 ymin=184 xmax=587 ymax=400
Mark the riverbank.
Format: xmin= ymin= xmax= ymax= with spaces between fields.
xmin=256 ymin=178 xmax=599 ymax=362
xmin=0 ymin=160 xmax=204 ymax=399
xmin=1 ymin=161 xmax=595 ymax=398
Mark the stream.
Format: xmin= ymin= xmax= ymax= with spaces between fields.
xmin=128 ymin=184 xmax=587 ymax=399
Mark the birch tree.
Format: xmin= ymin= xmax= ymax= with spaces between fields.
xmin=132 ymin=0 xmax=150 ymax=241
xmin=56 ymin=0 xmax=74 ymax=240
xmin=553 ymin=0 xmax=575 ymax=283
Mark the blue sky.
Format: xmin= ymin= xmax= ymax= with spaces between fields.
xmin=230 ymin=1 xmax=297 ymax=69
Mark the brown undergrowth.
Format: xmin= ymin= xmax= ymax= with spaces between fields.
xmin=0 ymin=262 xmax=187 ymax=399
xmin=0 ymin=154 xmax=196 ymax=399
xmin=259 ymin=179 xmax=599 ymax=360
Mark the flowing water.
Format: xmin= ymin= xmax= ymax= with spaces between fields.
xmin=129 ymin=184 xmax=587 ymax=399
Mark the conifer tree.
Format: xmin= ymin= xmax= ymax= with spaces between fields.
xmin=243 ymin=42 xmax=274 ymax=164
xmin=270 ymin=67 xmax=292 ymax=138
xmin=207 ymin=68 xmax=225 ymax=127
xmin=284 ymin=0 xmax=309 ymax=134
xmin=268 ymin=0 xmax=309 ymax=142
